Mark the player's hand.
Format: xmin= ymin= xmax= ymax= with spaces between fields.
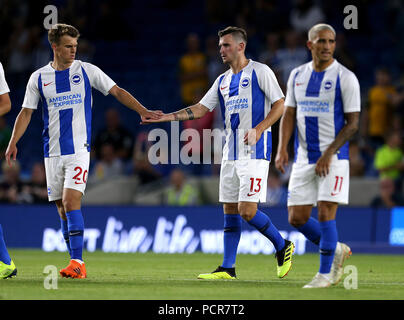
xmin=140 ymin=109 xmax=164 ymax=121
xmin=275 ymin=149 xmax=289 ymax=174
xmin=5 ymin=143 xmax=17 ymax=167
xmin=140 ymin=113 xmax=174 ymax=124
xmin=315 ymin=151 xmax=333 ymax=177
xmin=243 ymin=128 xmax=262 ymax=146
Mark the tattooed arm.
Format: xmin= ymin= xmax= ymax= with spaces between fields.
xmin=141 ymin=103 xmax=210 ymax=123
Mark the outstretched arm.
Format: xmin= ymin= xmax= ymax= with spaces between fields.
xmin=5 ymin=107 xmax=34 ymax=166
xmin=109 ymin=85 xmax=162 ymax=120
xmin=141 ymin=103 xmax=210 ymax=123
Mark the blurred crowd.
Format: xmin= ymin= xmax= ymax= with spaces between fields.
xmin=0 ymin=0 xmax=403 ymax=207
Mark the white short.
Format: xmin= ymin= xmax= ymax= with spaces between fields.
xmin=287 ymin=157 xmax=350 ymax=206
xmin=219 ymin=159 xmax=269 ymax=203
xmin=44 ymin=152 xmax=90 ymax=201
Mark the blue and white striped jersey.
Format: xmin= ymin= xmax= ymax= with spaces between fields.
xmin=22 ymin=60 xmax=116 ymax=158
xmin=200 ymin=59 xmax=284 ymax=161
xmin=285 ymin=59 xmax=360 ymax=164
xmin=0 ymin=62 xmax=10 ymax=95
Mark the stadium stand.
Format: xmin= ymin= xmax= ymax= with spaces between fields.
xmin=0 ymin=0 xmax=403 ymax=208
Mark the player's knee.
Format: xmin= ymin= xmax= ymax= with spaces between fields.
xmin=223 ymin=203 xmax=238 ymax=214
xmin=238 ymin=203 xmax=256 ymax=221
xmin=62 ymin=189 xmax=83 ymax=212
xmin=288 ymin=214 xmax=308 ymax=228
xmin=239 ymin=211 xmax=253 ymax=221
xmin=62 ymin=197 xmax=80 ymax=213
xmin=62 ymin=198 xmax=72 ymax=212
xmin=318 ymin=201 xmax=338 ymax=222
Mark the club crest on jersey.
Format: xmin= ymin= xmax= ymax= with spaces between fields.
xmin=324 ymin=80 xmax=333 ymax=90
xmin=70 ymin=73 xmax=82 ymax=85
xmin=240 ymin=77 xmax=250 ymax=89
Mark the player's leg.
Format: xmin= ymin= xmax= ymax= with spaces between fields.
xmin=319 ymin=159 xmax=351 ymax=285
xmin=0 ymin=224 xmax=17 ymax=279
xmin=59 ymin=188 xmax=86 ymax=279
xmin=238 ymin=201 xmax=293 ymax=278
xmin=55 ymin=199 xmax=72 ymax=258
xmin=304 ymin=159 xmax=351 ymax=288
xmin=238 ymin=159 xmax=293 ymax=278
xmin=288 ymin=205 xmax=321 ymax=245
xmin=289 ymin=204 xmax=350 ymax=287
xmin=303 ymin=201 xmax=338 ymax=288
xmin=287 ymin=162 xmax=322 ymax=245
xmin=239 ymin=201 xmax=286 ymax=253
xmin=63 ymin=188 xmax=84 ymax=263
xmin=318 ymin=200 xmax=339 ymax=271
xmin=44 ymin=156 xmax=78 ymax=266
xmin=198 ymin=203 xmax=240 ymax=280
xmin=219 ymin=161 xmax=242 ymax=273
xmin=318 ymin=201 xmax=352 ymax=286
xmin=44 ymin=156 xmax=81 ymax=277
xmin=198 ymin=161 xmax=240 ymax=280
xmin=0 ymin=224 xmax=11 ymax=265
xmin=222 ymin=203 xmax=241 ymax=269
xmin=238 ymin=159 xmax=285 ymax=252
xmin=59 ymin=153 xmax=89 ymax=279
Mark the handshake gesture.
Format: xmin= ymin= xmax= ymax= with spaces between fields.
xmin=140 ymin=104 xmax=208 ymax=125
xmin=140 ymin=111 xmax=173 ymax=124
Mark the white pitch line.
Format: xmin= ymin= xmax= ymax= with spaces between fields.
xmin=138 ymin=277 xmax=404 ymax=286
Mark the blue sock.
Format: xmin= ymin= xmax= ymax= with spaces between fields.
xmin=247 ymin=210 xmax=285 ymax=252
xmin=66 ymin=210 xmax=84 ymax=261
xmin=319 ymin=220 xmax=338 ymax=274
xmin=221 ymin=214 xmax=242 ymax=268
xmin=296 ymin=217 xmax=321 ymax=245
xmin=60 ymin=218 xmax=72 ymax=258
xmin=0 ymin=224 xmax=11 ymax=265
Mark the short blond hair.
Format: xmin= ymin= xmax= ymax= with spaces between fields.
xmin=48 ymin=23 xmax=80 ymax=45
xmin=308 ymin=23 xmax=336 ymax=41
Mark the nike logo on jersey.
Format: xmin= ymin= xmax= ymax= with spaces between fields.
xmin=247 ymin=192 xmax=258 ymax=197
xmin=220 ymin=86 xmax=228 ymax=90
xmin=295 ymin=82 xmax=304 ymax=86
xmin=330 ymin=192 xmax=340 ymax=196
xmin=44 ymin=82 xmax=53 ymax=86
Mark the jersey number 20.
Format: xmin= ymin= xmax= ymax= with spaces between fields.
xmin=73 ymin=166 xmax=87 ymax=185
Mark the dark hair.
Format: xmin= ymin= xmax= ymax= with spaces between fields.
xmin=218 ymin=26 xmax=247 ymax=43
xmin=48 ymin=23 xmax=80 ymax=45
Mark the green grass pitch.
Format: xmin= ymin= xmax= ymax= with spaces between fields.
xmin=1 ymin=249 xmax=404 ymax=300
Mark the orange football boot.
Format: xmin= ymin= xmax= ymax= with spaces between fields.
xmin=59 ymin=260 xmax=87 ymax=279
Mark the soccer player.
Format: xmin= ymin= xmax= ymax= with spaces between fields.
xmin=275 ymin=24 xmax=360 ymax=288
xmin=5 ymin=24 xmax=162 ymax=279
xmin=142 ymin=26 xmax=294 ymax=279
xmin=0 ymin=61 xmax=16 ymax=279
